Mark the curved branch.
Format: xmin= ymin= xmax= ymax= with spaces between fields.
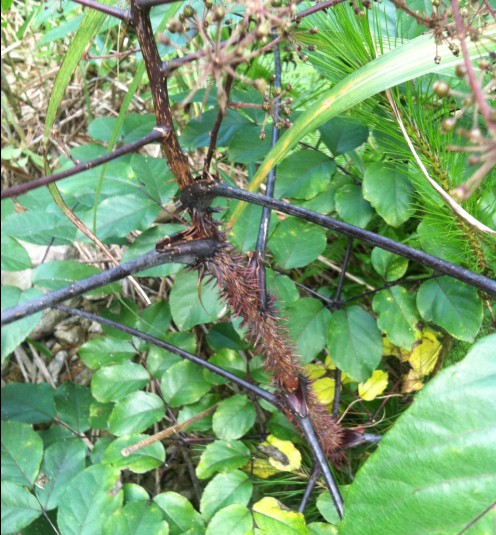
xmin=1 ymin=240 xmax=222 ymax=326
xmin=72 ymin=0 xmax=131 ymax=23
xmin=1 ymin=129 xmax=165 ymax=199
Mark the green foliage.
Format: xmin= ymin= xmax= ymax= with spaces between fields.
xmin=1 ymin=2 xmax=494 ymax=534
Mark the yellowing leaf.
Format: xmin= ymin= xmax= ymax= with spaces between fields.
xmin=382 ymin=337 xmax=402 ymax=358
xmin=249 ymin=458 xmax=280 ymax=479
xmin=262 ymin=435 xmax=301 ymax=472
xmin=408 ymin=328 xmax=442 ymax=376
xmin=304 ymin=363 xmax=326 ymax=380
xmin=253 ymin=497 xmax=309 ymax=534
xmin=324 ymin=355 xmax=336 ymax=370
xmin=312 ymin=377 xmax=335 ymax=405
xmin=358 ymin=370 xmax=389 ymax=401
xmin=401 ymin=368 xmax=424 ymax=394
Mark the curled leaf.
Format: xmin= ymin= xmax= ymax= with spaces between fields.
xmin=358 ymin=370 xmax=389 ymax=401
xmin=407 ymin=328 xmax=442 ymax=376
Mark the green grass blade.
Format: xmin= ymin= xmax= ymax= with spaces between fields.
xmin=241 ymin=23 xmax=496 ymax=208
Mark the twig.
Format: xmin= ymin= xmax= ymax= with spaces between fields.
xmin=135 ymin=0 xmax=182 ymax=8
xmin=298 ymin=465 xmax=321 ymax=513
xmin=1 ymin=129 xmax=165 ymax=199
xmin=294 ymin=0 xmax=347 ymax=22
xmin=1 ymin=240 xmax=222 ymax=326
xmin=122 ymin=404 xmax=219 ymax=456
xmin=197 ymin=183 xmax=496 ymax=295
xmin=53 ymin=305 xmax=278 ymax=405
xmin=72 ymin=0 xmax=131 ymax=23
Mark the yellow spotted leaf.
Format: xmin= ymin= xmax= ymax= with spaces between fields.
xmin=401 ymin=368 xmax=424 ymax=394
xmin=304 ymin=363 xmax=326 ymax=380
xmin=312 ymin=377 xmax=335 ymax=405
xmin=263 ymin=435 xmax=301 ymax=472
xmin=249 ymin=458 xmax=280 ymax=479
xmin=408 ymin=328 xmax=442 ymax=376
xmin=358 ymin=370 xmax=389 ymax=401
xmin=253 ymin=497 xmax=309 ymax=535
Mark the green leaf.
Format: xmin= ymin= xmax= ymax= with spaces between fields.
xmin=228 ymin=125 xmax=271 ymax=163
xmin=316 ymin=486 xmax=350 ymax=525
xmin=1 ymin=287 xmax=43 ymax=364
xmin=319 ymin=116 xmax=368 ymax=156
xmin=103 ymin=501 xmax=169 ymax=535
xmin=213 ymin=395 xmax=257 ymax=440
xmin=340 ymin=334 xmax=496 ymax=535
xmin=177 ymin=394 xmax=220 ymax=433
xmin=57 ymin=464 xmax=123 ymax=535
xmin=269 ymin=219 xmax=327 ymax=269
xmin=170 ymin=270 xmax=226 ymax=330
xmin=252 ymin=497 xmax=309 ymax=534
xmin=417 ymin=216 xmax=467 ymax=264
xmin=108 ymin=391 xmax=165 ymax=436
xmin=92 ymin=362 xmax=150 ymax=403
xmin=1 ymin=0 xmax=14 ymax=11
xmin=54 ymin=383 xmax=92 ymax=433
xmin=1 ymin=481 xmax=42 ymax=534
xmin=123 ymin=483 xmax=150 ymax=503
xmin=35 ymin=440 xmax=87 ymax=510
xmin=229 ymin=202 xmax=277 ymax=253
xmin=416 ymin=277 xmax=483 ymax=342
xmin=147 ymin=332 xmax=196 ymax=378
xmin=154 ymin=492 xmax=205 ymax=535
xmin=308 ymin=522 xmax=338 ymax=535
xmin=1 ymin=421 xmax=43 ymax=486
xmin=285 ymin=298 xmax=332 ymax=364
xmin=161 ymin=360 xmax=211 ymax=408
xmin=327 ymin=306 xmax=382 ymax=382
xmin=135 ymin=300 xmax=171 ymax=339
xmin=204 ymin=349 xmax=247 ymax=386
xmin=1 ymin=236 xmax=31 ymax=271
xmin=200 ymin=470 xmax=253 ymax=522
xmin=362 ymin=163 xmax=415 ymax=227
xmin=1 ymin=382 xmax=55 ymax=424
xmin=196 ymin=440 xmax=251 ymax=480
xmin=334 ymin=183 xmax=373 ymax=228
xmin=79 ymin=337 xmax=137 ymax=369
xmin=275 ymin=150 xmax=335 ymax=200
xmin=32 ymin=260 xmax=119 ymax=294
xmin=103 ymin=435 xmax=165 ymax=474
xmin=372 ymin=287 xmax=421 ymax=350
xmin=370 ymin=248 xmax=409 ymax=281
xmin=206 ymin=504 xmax=254 ymax=535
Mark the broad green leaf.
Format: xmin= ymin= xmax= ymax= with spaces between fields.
xmin=35 ymin=440 xmax=87 ymax=510
xmin=252 ymin=497 xmax=309 ymax=535
xmin=196 ymin=440 xmax=251 ymax=480
xmin=200 ymin=470 xmax=253 ymax=522
xmin=213 ymin=395 xmax=257 ymax=440
xmin=417 ymin=216 xmax=468 ymax=264
xmin=88 ymin=114 xmax=156 ymax=145
xmin=266 ymin=269 xmax=299 ymax=306
xmin=103 ymin=501 xmax=169 ymax=535
xmin=79 ymin=337 xmax=137 ymax=369
xmin=177 ymin=394 xmax=220 ymax=433
xmin=207 ymin=323 xmax=245 ymax=352
xmin=103 ymin=435 xmax=165 ymax=474
xmin=327 ymin=306 xmax=382 ymax=382
xmin=1 ymin=382 xmax=55 ymax=424
xmin=1 ymin=421 xmax=43 ymax=486
xmin=206 ymin=504 xmax=253 ymax=535
xmin=1 ymin=0 xmax=14 ymax=11
xmin=334 ymin=184 xmax=373 ymax=228
xmin=372 ymin=287 xmax=421 ymax=350
xmin=285 ymin=298 xmax=331 ymax=364
xmin=416 ymin=277 xmax=483 ymax=342
xmin=170 ymin=270 xmax=226 ymax=330
xmin=1 ymin=286 xmax=43 ymax=363
xmin=358 ymin=370 xmax=389 ymax=401
xmin=108 ymin=391 xmax=165 ymax=436
xmin=54 ymin=383 xmax=92 ymax=433
xmin=32 ymin=260 xmax=119 ymax=294
xmin=268 ymin=219 xmax=327 ymax=269
xmin=181 ymin=109 xmax=248 ymax=148
xmin=340 ymin=334 xmax=496 ymax=535
xmin=274 ymin=150 xmax=335 ymax=200
xmin=154 ymin=492 xmax=205 ymax=535
xmin=91 ymin=362 xmax=150 ymax=403
xmin=1 ymin=236 xmax=31 ymax=271
xmin=160 ymin=360 xmax=211 ymax=408
xmin=228 ymin=125 xmax=271 ymax=163
xmin=135 ymin=300 xmax=171 ymax=339
xmin=57 ymin=464 xmax=123 ymax=535
xmin=229 ymin=202 xmax=277 ymax=253
xmin=319 ymin=116 xmax=369 ymax=156
xmin=362 ymin=163 xmax=415 ymax=227
xmin=370 ymin=248 xmax=409 ymax=281
xmin=242 ymin=24 xmax=496 ymax=202
xmin=147 ymin=332 xmax=196 ymax=378
xmin=123 ymin=483 xmax=150 ymax=503
xmin=1 ymin=481 xmax=42 ymax=534
xmin=204 ymin=349 xmax=247 ymax=386
xmin=308 ymin=522 xmax=338 ymax=535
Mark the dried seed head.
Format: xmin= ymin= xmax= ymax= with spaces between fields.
xmin=212 ymin=6 xmax=225 ymax=21
xmin=433 ymin=80 xmax=450 ymax=98
xmin=183 ymin=5 xmax=195 ymax=17
xmin=204 ymin=0 xmax=213 ymax=9
xmin=167 ymin=19 xmax=184 ymax=34
xmin=455 ymin=64 xmax=467 ymax=78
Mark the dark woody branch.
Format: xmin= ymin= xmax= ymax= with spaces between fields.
xmin=72 ymin=0 xmax=131 ymax=23
xmin=1 ymin=239 xmax=223 ymax=326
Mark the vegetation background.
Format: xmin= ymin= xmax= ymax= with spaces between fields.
xmin=1 ymin=1 xmax=495 ymax=534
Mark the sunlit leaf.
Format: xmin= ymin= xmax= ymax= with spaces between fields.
xmin=358 ymin=370 xmax=389 ymax=401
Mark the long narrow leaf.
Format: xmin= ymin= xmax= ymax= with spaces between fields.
xmin=231 ymin=24 xmax=496 ymax=223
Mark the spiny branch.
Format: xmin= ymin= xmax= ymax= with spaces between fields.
xmin=72 ymin=0 xmax=131 ymax=23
